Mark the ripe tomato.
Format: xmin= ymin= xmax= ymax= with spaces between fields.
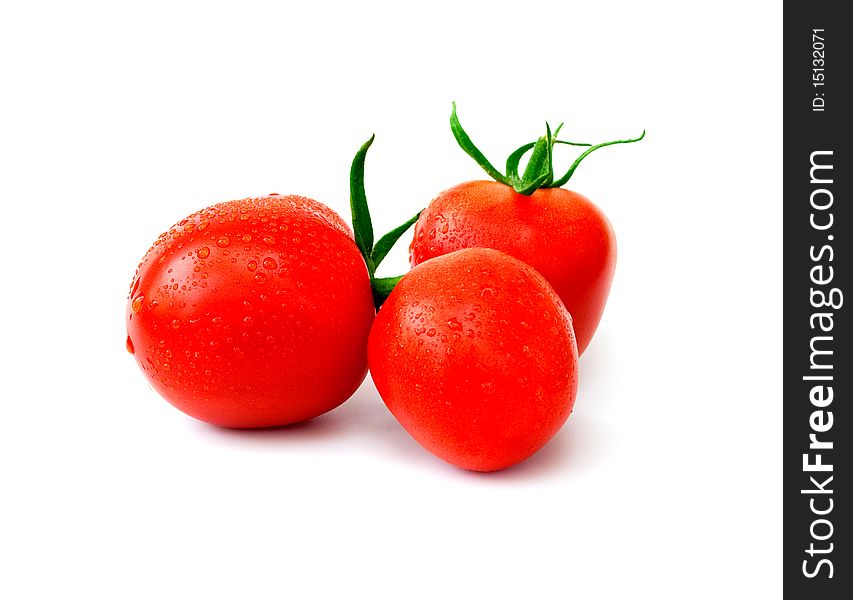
xmin=368 ymin=247 xmax=578 ymax=472
xmin=410 ymin=181 xmax=615 ymax=356
xmin=410 ymin=104 xmax=643 ymax=355
xmin=126 ymin=194 xmax=375 ymax=428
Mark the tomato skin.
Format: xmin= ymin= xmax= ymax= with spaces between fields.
xmin=368 ymin=248 xmax=578 ymax=472
xmin=409 ymin=180 xmax=616 ymax=355
xmin=126 ymin=194 xmax=374 ymax=428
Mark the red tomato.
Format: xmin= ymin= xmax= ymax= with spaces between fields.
xmin=126 ymin=194 xmax=375 ymax=428
xmin=409 ymin=181 xmax=615 ymax=355
xmin=368 ymin=247 xmax=578 ymax=472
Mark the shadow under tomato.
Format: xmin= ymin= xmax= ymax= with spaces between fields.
xmin=488 ymin=414 xmax=601 ymax=481
xmin=186 ymin=378 xmax=384 ymax=445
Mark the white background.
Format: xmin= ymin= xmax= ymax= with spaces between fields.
xmin=0 ymin=1 xmax=781 ymax=598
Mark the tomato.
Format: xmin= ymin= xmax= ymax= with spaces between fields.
xmin=126 ymin=194 xmax=375 ymax=428
xmin=368 ymin=247 xmax=578 ymax=472
xmin=409 ymin=104 xmax=644 ymax=355
xmin=410 ymin=181 xmax=615 ymax=356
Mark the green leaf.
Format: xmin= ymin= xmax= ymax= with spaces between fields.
xmin=551 ymin=130 xmax=646 ymax=188
xmin=450 ymin=102 xmax=509 ymax=185
xmin=371 ymin=275 xmax=404 ymax=309
xmin=371 ymin=210 xmax=423 ymax=271
xmin=349 ymin=135 xmax=376 ymax=270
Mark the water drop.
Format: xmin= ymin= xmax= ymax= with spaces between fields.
xmin=243 ymin=316 xmax=254 ymax=327
xmin=171 ymin=319 xmax=180 ymax=329
xmin=254 ymin=272 xmax=267 ymax=284
xmin=446 ymin=318 xmax=462 ymax=331
xmin=262 ymin=257 xmax=277 ymax=270
xmin=197 ymin=246 xmax=210 ymax=259
xmin=217 ymin=236 xmax=230 ymax=247
xmin=131 ymin=295 xmax=145 ymax=313
xmin=263 ymin=235 xmax=275 ymax=245
xmin=125 ymin=336 xmax=135 ymax=354
xmin=247 ymin=260 xmax=258 ymax=272
xmin=426 ymin=328 xmax=436 ymax=337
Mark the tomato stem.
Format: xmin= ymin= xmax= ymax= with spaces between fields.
xmin=450 ymin=102 xmax=645 ymax=196
xmin=349 ymin=135 xmax=422 ymax=309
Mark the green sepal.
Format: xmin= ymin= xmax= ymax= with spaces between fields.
xmin=349 ymin=134 xmax=376 ymax=271
xmin=348 ymin=135 xmax=422 ymax=310
xmin=372 ymin=210 xmax=422 ymax=271
xmin=551 ymin=130 xmax=647 ymax=188
xmin=506 ymin=141 xmax=536 ymax=183
xmin=371 ymin=275 xmax=403 ymax=308
xmin=513 ymin=132 xmax=551 ymax=195
xmin=450 ymin=102 xmax=509 ymax=185
xmin=449 ymin=103 xmax=643 ymax=195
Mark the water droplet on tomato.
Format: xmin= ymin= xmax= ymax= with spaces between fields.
xmin=254 ymin=273 xmax=267 ymax=284
xmin=481 ymin=287 xmax=494 ymax=297
xmin=197 ymin=246 xmax=210 ymax=259
xmin=171 ymin=319 xmax=180 ymax=329
xmin=217 ymin=236 xmax=230 ymax=247
xmin=263 ymin=235 xmax=275 ymax=245
xmin=242 ymin=234 xmax=252 ymax=242
xmin=125 ymin=336 xmax=135 ymax=354
xmin=262 ymin=257 xmax=277 ymax=270
xmin=131 ymin=295 xmax=145 ymax=313
xmin=426 ymin=328 xmax=436 ymax=337
xmin=247 ymin=260 xmax=258 ymax=271
xmin=446 ymin=318 xmax=462 ymax=331
xmin=243 ymin=316 xmax=253 ymax=327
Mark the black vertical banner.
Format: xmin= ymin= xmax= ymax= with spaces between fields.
xmin=783 ymin=2 xmax=851 ymax=597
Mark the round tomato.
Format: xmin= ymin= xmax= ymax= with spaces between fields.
xmin=409 ymin=181 xmax=615 ymax=356
xmin=368 ymin=247 xmax=578 ymax=472
xmin=126 ymin=194 xmax=375 ymax=428
xmin=412 ymin=104 xmax=644 ymax=355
